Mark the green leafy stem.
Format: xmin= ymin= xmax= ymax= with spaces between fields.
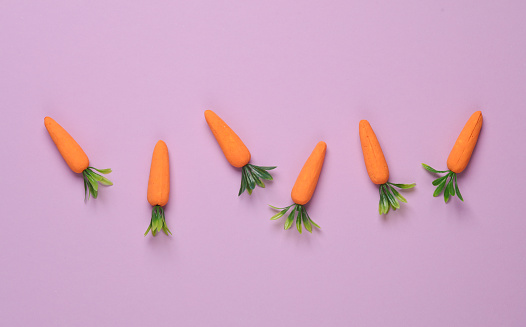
xmin=269 ymin=204 xmax=320 ymax=234
xmin=239 ymin=164 xmax=277 ymax=196
xmin=422 ymin=164 xmax=463 ymax=203
xmin=378 ymin=182 xmax=416 ymax=215
xmin=145 ymin=205 xmax=172 ymax=236
xmin=82 ymin=167 xmax=113 ymax=200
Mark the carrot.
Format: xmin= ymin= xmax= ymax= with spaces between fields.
xmin=204 ymin=110 xmax=276 ymax=196
xmin=44 ymin=117 xmax=112 ymax=200
xmin=447 ymin=111 xmax=483 ymax=173
xmin=269 ymin=142 xmax=326 ymax=233
xmin=145 ymin=140 xmax=172 ymax=236
xmin=291 ymin=141 xmax=327 ymax=205
xmin=359 ymin=120 xmax=415 ymax=215
xmin=204 ymin=110 xmax=250 ymax=168
xmin=359 ymin=120 xmax=389 ymax=184
xmin=45 ymin=117 xmax=89 ymax=173
xmin=423 ymin=111 xmax=483 ymax=203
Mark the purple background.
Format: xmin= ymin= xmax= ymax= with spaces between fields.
xmin=1 ymin=1 xmax=526 ymax=326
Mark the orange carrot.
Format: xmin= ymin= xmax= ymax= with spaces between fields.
xmin=204 ymin=110 xmax=276 ymax=196
xmin=359 ymin=120 xmax=415 ymax=215
xmin=447 ymin=111 xmax=483 ymax=174
xmin=269 ymin=142 xmax=326 ymax=233
xmin=45 ymin=117 xmax=89 ymax=173
xmin=145 ymin=140 xmax=171 ymax=236
xmin=359 ymin=120 xmax=389 ymax=185
xmin=147 ymin=141 xmax=170 ymax=207
xmin=291 ymin=141 xmax=327 ymax=205
xmin=423 ymin=111 xmax=483 ymax=203
xmin=205 ymin=110 xmax=250 ymax=168
xmin=44 ymin=117 xmax=112 ymax=200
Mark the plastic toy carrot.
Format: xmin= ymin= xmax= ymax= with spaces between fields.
xmin=359 ymin=120 xmax=415 ymax=214
xmin=145 ymin=140 xmax=172 ymax=236
xmin=205 ymin=110 xmax=276 ymax=196
xmin=269 ymin=141 xmax=326 ymax=233
xmin=44 ymin=117 xmax=112 ymax=200
xmin=422 ymin=111 xmax=483 ymax=202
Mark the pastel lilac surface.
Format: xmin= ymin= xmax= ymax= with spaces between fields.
xmin=1 ymin=1 xmax=526 ymax=327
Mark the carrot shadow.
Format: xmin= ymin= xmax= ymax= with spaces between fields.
xmin=448 ymin=195 xmax=474 ymax=220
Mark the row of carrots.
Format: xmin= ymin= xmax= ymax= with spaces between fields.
xmin=44 ymin=110 xmax=483 ymax=235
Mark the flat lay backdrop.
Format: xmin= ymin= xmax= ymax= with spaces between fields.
xmin=1 ymin=1 xmax=526 ymax=326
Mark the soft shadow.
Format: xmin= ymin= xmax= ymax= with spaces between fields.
xmin=146 ymin=232 xmax=173 ymax=243
xmin=380 ymin=202 xmax=412 ymax=224
xmin=86 ymin=185 xmax=112 ymax=208
xmin=448 ymin=197 xmax=473 ymax=220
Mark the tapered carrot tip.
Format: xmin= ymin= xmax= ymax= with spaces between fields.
xmin=204 ymin=110 xmax=251 ymax=168
xmin=359 ymin=120 xmax=389 ymax=185
xmin=147 ymin=140 xmax=170 ymax=207
xmin=447 ymin=111 xmax=483 ymax=173
xmin=291 ymin=141 xmax=327 ymax=205
xmin=44 ymin=116 xmax=89 ymax=173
